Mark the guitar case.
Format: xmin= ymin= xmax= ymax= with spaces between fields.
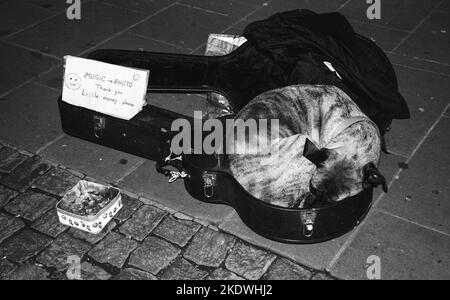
xmin=57 ymin=10 xmax=407 ymax=243
xmin=59 ymin=95 xmax=374 ymax=243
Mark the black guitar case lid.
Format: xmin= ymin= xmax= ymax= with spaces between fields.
xmin=57 ymin=9 xmax=407 ymax=243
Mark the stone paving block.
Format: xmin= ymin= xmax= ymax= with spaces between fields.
xmin=96 ymin=31 xmax=188 ymax=53
xmin=207 ymin=268 xmax=244 ymax=280
xmin=247 ymin=0 xmax=346 ymax=21
xmin=60 ymin=166 xmax=86 ymax=180
xmin=445 ymin=107 xmax=450 ymax=118
xmin=385 ymin=66 xmax=450 ymax=156
xmin=222 ymin=25 xmax=244 ymax=37
xmin=389 ymin=52 xmax=450 ymax=76
xmin=389 ymin=53 xmax=450 ymax=76
xmin=225 ymin=241 xmax=277 ymax=280
xmin=129 ymin=236 xmax=181 ymax=275
xmin=236 ymin=0 xmax=269 ymax=5
xmin=0 ymin=147 xmax=27 ymax=174
xmin=395 ymin=11 xmax=450 ymax=65
xmin=439 ymin=0 xmax=450 ymax=12
xmin=378 ymin=118 xmax=450 ymax=234
xmin=69 ymin=220 xmax=117 ymax=245
xmin=0 ymin=185 xmax=17 ymax=208
xmin=0 ymin=213 xmax=25 ymax=244
xmin=0 ymin=0 xmax=53 ymax=37
xmin=0 ymin=156 xmax=51 ymax=192
xmin=219 ymin=211 xmax=350 ymax=271
xmin=7 ymin=1 xmax=145 ymax=57
xmin=40 ymin=135 xmax=145 ymax=183
xmin=113 ymin=268 xmax=157 ymax=280
xmin=34 ymin=65 xmax=64 ymax=91
xmin=20 ymin=0 xmax=69 ymax=11
xmin=119 ymin=205 xmax=167 ymax=241
xmin=80 ymin=262 xmax=111 ymax=280
xmin=0 ymin=230 xmax=52 ymax=263
xmin=31 ymin=209 xmax=68 ymax=238
xmin=184 ymin=227 xmax=236 ymax=268
xmin=311 ymin=273 xmax=335 ymax=280
xmin=153 ymin=215 xmax=201 ymax=247
xmin=330 ymin=211 xmax=450 ymax=280
xmin=350 ymin=21 xmax=408 ymax=52
xmin=0 ymin=259 xmax=17 ymax=278
xmin=118 ymin=160 xmax=233 ymax=224
xmin=233 ymin=18 xmax=252 ymax=30
xmin=32 ymin=167 xmax=80 ymax=197
xmin=2 ymin=264 xmax=49 ymax=280
xmin=114 ymin=193 xmax=143 ymax=223
xmin=37 ymin=233 xmax=91 ymax=271
xmin=373 ymin=152 xmax=406 ymax=200
xmin=0 ymin=83 xmax=63 ymax=153
xmin=131 ymin=4 xmax=234 ymax=50
xmin=261 ymin=258 xmax=312 ymax=280
xmin=180 ymin=0 xmax=257 ymax=20
xmin=0 ymin=42 xmax=59 ymax=95
xmin=5 ymin=190 xmax=56 ymax=222
xmin=160 ymin=258 xmax=208 ymax=280
xmin=100 ymin=0 xmax=177 ymax=14
xmin=340 ymin=0 xmax=441 ymax=31
xmin=88 ymin=232 xmax=138 ymax=268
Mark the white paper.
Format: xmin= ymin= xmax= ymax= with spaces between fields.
xmin=62 ymin=56 xmax=149 ymax=120
xmin=205 ymin=34 xmax=247 ymax=56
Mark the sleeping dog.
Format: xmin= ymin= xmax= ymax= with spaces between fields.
xmin=226 ymin=84 xmax=387 ymax=208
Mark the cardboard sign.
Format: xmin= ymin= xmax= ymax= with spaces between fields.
xmin=62 ymin=56 xmax=149 ymax=120
xmin=205 ymin=34 xmax=247 ymax=56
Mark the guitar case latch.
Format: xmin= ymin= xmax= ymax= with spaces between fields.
xmin=300 ymin=211 xmax=317 ymax=238
xmin=203 ymin=172 xmax=217 ymax=198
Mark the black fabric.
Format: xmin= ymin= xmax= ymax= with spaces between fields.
xmin=303 ymin=138 xmax=328 ymax=167
xmin=243 ymin=9 xmax=410 ymax=135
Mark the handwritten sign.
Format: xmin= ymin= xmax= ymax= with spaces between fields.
xmin=62 ymin=56 xmax=149 ymax=120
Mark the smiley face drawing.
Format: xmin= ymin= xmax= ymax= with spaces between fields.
xmin=65 ymin=73 xmax=82 ymax=90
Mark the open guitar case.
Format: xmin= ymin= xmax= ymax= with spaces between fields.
xmin=57 ymin=10 xmax=409 ymax=244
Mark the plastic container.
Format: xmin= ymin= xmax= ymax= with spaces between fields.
xmin=56 ymin=180 xmax=122 ymax=234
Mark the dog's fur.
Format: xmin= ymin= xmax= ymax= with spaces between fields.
xmin=226 ymin=85 xmax=383 ymax=208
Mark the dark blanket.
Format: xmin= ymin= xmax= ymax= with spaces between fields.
xmin=243 ymin=9 xmax=410 ymax=134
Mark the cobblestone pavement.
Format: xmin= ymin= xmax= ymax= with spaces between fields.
xmin=0 ymin=144 xmax=334 ymax=280
xmin=0 ymin=0 xmax=449 ymax=280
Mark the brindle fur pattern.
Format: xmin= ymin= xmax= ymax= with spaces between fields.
xmin=227 ymin=85 xmax=381 ymax=208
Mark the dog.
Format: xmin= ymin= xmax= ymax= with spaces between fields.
xmin=226 ymin=84 xmax=387 ymax=208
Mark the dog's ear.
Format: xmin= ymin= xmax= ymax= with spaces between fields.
xmin=303 ymin=138 xmax=329 ymax=167
xmin=363 ymin=163 xmax=388 ymax=193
